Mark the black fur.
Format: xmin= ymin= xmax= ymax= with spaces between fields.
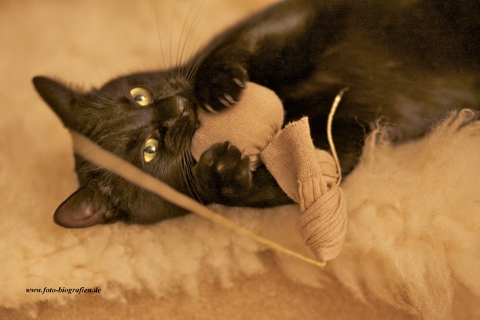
xmin=33 ymin=0 xmax=480 ymax=227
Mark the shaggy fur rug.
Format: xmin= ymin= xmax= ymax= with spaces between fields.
xmin=1 ymin=0 xmax=479 ymax=319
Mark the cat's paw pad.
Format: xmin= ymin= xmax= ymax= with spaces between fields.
xmin=196 ymin=62 xmax=248 ymax=112
xmin=194 ymin=141 xmax=252 ymax=199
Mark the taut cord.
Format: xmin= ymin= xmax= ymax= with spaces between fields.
xmin=69 ymin=129 xmax=326 ymax=268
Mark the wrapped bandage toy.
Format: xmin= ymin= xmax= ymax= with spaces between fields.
xmin=191 ymin=82 xmax=347 ymax=262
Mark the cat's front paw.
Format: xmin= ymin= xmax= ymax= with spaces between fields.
xmin=193 ymin=141 xmax=253 ymax=202
xmin=195 ymin=60 xmax=248 ymax=112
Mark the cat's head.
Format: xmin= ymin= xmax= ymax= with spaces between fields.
xmin=33 ymin=71 xmax=201 ymax=228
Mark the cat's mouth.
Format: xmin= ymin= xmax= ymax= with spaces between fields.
xmin=160 ymin=99 xmax=199 ymax=154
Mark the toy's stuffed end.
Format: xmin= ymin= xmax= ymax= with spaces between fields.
xmin=191 ymin=82 xmax=284 ymax=169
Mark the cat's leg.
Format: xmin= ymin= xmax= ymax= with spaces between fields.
xmin=192 ymin=141 xmax=292 ymax=207
xmin=192 ymin=0 xmax=344 ymax=112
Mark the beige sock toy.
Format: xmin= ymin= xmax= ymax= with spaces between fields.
xmin=191 ymin=82 xmax=347 ymax=262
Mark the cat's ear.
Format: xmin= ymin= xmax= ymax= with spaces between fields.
xmin=32 ymin=76 xmax=80 ymax=128
xmin=54 ymin=185 xmax=110 ymax=228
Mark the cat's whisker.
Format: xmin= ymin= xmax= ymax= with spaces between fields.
xmin=178 ymin=0 xmax=208 ymax=80
xmin=154 ymin=1 xmax=168 ymax=71
xmin=91 ymin=50 xmax=103 ymax=85
xmin=166 ymin=0 xmax=180 ymax=77
xmin=182 ymin=151 xmax=202 ymax=203
xmin=169 ymin=117 xmax=202 ymax=203
xmin=184 ymin=46 xmax=205 ymax=83
xmin=176 ymin=0 xmax=197 ymax=73
xmin=183 ymin=17 xmax=212 ymax=83
xmin=183 ymin=43 xmax=205 ymax=83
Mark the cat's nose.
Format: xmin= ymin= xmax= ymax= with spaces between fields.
xmin=174 ymin=96 xmax=189 ymax=115
xmin=158 ymin=96 xmax=192 ymax=126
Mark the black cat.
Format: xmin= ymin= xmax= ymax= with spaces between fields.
xmin=33 ymin=0 xmax=480 ymax=228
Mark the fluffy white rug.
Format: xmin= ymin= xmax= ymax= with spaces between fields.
xmin=1 ymin=0 xmax=479 ymax=319
xmin=332 ymin=109 xmax=480 ymax=319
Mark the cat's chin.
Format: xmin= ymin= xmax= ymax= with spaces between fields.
xmin=163 ymin=121 xmax=197 ymax=154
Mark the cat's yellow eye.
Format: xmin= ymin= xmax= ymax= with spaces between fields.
xmin=130 ymin=87 xmax=153 ymax=107
xmin=143 ymin=138 xmax=159 ymax=163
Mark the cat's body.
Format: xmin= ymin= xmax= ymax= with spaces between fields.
xmin=33 ymin=0 xmax=480 ymax=227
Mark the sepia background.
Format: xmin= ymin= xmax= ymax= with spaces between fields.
xmin=1 ymin=0 xmax=479 ymax=319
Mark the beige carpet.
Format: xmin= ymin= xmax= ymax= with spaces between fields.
xmin=1 ymin=1 xmax=479 ymax=319
xmin=3 ymin=255 xmax=411 ymax=320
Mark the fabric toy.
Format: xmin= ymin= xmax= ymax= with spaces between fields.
xmin=191 ymin=82 xmax=347 ymax=262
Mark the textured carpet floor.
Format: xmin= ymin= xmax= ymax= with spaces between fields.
xmin=1 ymin=1 xmax=479 ymax=319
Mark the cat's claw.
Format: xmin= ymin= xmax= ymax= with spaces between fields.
xmin=203 ymin=103 xmax=217 ymax=113
xmin=195 ymin=61 xmax=248 ymax=112
xmin=219 ymin=94 xmax=237 ymax=107
xmin=233 ymin=77 xmax=246 ymax=89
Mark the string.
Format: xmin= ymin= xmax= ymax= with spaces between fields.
xmin=69 ymin=129 xmax=326 ymax=268
xmin=327 ymin=87 xmax=349 ymax=185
